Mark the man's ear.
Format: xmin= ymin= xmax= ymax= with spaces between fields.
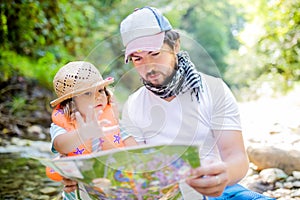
xmin=174 ymin=39 xmax=181 ymax=54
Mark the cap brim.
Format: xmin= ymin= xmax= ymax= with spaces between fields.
xmin=125 ymin=32 xmax=165 ymax=63
xmin=50 ymin=78 xmax=114 ymax=107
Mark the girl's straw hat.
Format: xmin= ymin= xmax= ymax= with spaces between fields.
xmin=50 ymin=61 xmax=114 ymax=107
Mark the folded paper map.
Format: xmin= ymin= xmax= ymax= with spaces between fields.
xmin=36 ymin=143 xmax=200 ymax=199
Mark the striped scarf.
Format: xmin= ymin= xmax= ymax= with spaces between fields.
xmin=143 ymin=51 xmax=203 ymax=101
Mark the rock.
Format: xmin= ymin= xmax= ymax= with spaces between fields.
xmin=8 ymin=180 xmax=23 ymax=189
xmin=241 ymin=163 xmax=300 ymax=199
xmin=1 ymin=169 xmax=9 ymax=174
xmin=37 ymin=195 xmax=50 ymax=200
xmin=11 ymin=137 xmax=30 ymax=146
xmin=27 ymin=125 xmax=43 ymax=135
xmin=293 ymin=181 xmax=300 ymax=188
xmin=260 ymin=168 xmax=288 ymax=184
xmin=12 ymin=124 xmax=23 ymax=136
xmin=286 ymin=176 xmax=296 ymax=182
xmin=25 ymin=187 xmax=36 ymax=192
xmin=39 ymin=187 xmax=57 ymax=195
xmin=25 ymin=180 xmax=39 ymax=187
xmin=27 ymin=125 xmax=47 ymax=140
xmin=283 ymin=182 xmax=293 ymax=189
xmin=275 ymin=181 xmax=283 ymax=189
xmin=291 ymin=189 xmax=300 ymax=197
xmin=269 ymin=188 xmax=292 ymax=198
xmin=247 ymin=145 xmax=300 ymax=174
xmin=292 ymin=171 xmax=300 ymax=179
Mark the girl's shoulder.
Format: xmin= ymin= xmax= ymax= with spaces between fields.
xmin=52 ymin=105 xmax=75 ymax=131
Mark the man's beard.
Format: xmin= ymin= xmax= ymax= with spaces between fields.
xmin=142 ymin=51 xmax=203 ymax=101
xmin=142 ymin=64 xmax=177 ymax=88
xmin=162 ymin=68 xmax=177 ymax=86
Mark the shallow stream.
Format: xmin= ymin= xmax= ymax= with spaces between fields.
xmin=0 ymin=138 xmax=62 ymax=199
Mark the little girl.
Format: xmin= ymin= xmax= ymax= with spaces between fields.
xmin=47 ymin=61 xmax=136 ymax=199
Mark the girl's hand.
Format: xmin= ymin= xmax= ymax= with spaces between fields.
xmin=75 ymin=106 xmax=118 ymax=141
xmin=62 ymin=177 xmax=78 ymax=193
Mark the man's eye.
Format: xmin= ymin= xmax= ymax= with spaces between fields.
xmin=132 ymin=57 xmax=141 ymax=62
xmin=84 ymin=92 xmax=92 ymax=96
xmin=151 ymin=52 xmax=160 ymax=57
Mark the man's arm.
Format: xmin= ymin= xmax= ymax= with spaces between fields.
xmin=216 ymin=130 xmax=249 ymax=185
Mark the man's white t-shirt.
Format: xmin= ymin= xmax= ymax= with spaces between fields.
xmin=121 ymin=73 xmax=242 ymax=159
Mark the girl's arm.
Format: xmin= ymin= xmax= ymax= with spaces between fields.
xmin=123 ymin=136 xmax=138 ymax=146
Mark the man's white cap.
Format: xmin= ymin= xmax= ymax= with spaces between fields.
xmin=120 ymin=7 xmax=172 ymax=63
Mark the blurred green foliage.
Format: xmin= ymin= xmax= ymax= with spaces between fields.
xmin=179 ymin=0 xmax=243 ymax=75
xmin=0 ymin=0 xmax=299 ymax=102
xmin=10 ymin=95 xmax=26 ymax=116
xmin=225 ymin=0 xmax=300 ymax=100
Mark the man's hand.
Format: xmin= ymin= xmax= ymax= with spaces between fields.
xmin=186 ymin=158 xmax=229 ymax=197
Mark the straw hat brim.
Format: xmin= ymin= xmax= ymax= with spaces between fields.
xmin=50 ymin=78 xmax=114 ymax=107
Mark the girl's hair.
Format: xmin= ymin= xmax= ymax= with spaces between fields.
xmin=164 ymin=30 xmax=180 ymax=49
xmin=61 ymin=87 xmax=111 ymax=121
xmin=60 ymin=99 xmax=77 ymax=121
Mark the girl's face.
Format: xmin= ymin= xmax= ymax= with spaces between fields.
xmin=73 ymin=86 xmax=108 ymax=119
xmin=130 ymin=44 xmax=177 ymax=86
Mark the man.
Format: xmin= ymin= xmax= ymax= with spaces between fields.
xmin=119 ymin=6 xmax=274 ymax=199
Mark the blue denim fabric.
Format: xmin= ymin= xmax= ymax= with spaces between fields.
xmin=208 ymin=184 xmax=275 ymax=200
